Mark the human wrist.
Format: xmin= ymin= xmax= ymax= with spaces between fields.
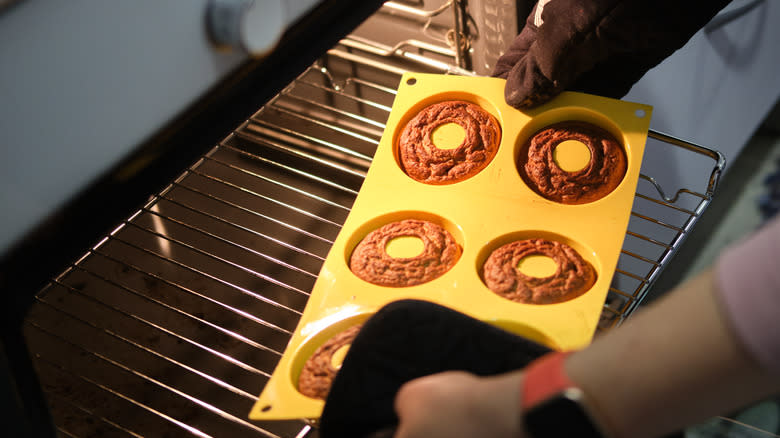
xmin=521 ymin=350 xmax=617 ymax=438
xmin=563 ymin=350 xmax=627 ymax=438
xmin=477 ymin=371 xmax=525 ymax=438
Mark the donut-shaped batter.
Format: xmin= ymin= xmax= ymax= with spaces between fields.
xmin=349 ymin=219 xmax=461 ymax=287
xmin=482 ymin=239 xmax=596 ymax=304
xmin=519 ymin=121 xmax=627 ymax=204
xmin=399 ymin=100 xmax=501 ymax=184
xmin=297 ymin=325 xmax=362 ymax=400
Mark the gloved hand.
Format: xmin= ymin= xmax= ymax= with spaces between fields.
xmin=492 ymin=0 xmax=732 ymax=109
xmin=318 ymin=299 xmax=550 ymax=438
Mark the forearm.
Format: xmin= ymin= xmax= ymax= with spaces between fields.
xmin=565 ymin=269 xmax=780 ymax=438
xmin=395 ymin=217 xmax=780 ymax=438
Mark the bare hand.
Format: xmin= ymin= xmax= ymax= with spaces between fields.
xmin=393 ymin=371 xmax=525 ymax=438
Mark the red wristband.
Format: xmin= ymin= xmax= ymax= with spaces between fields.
xmin=521 ymin=350 xmax=576 ymax=409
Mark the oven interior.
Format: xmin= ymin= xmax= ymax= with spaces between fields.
xmin=19 ymin=1 xmax=724 ymax=437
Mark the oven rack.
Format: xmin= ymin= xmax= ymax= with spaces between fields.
xmin=25 ymin=16 xmax=724 ymax=438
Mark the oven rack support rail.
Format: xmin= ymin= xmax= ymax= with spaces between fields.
xmin=24 ymin=8 xmax=725 ymax=438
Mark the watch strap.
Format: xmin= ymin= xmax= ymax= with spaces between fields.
xmin=521 ymin=350 xmax=576 ymax=409
xmin=521 ymin=350 xmax=616 ymax=438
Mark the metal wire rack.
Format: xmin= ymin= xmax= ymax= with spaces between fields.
xmin=24 ymin=2 xmax=724 ymax=437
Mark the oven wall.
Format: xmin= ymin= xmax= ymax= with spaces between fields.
xmin=0 ymin=0 xmax=248 ymax=258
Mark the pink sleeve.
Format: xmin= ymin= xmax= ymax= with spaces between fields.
xmin=715 ymin=215 xmax=780 ymax=373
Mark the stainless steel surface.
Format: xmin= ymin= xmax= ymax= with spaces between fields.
xmin=23 ymin=1 xmax=723 ymax=436
xmin=206 ymin=0 xmax=323 ymax=55
xmin=0 ymin=0 xmax=246 ymax=256
xmin=0 ymin=0 xmax=23 ymax=15
xmin=705 ymin=0 xmax=766 ymax=32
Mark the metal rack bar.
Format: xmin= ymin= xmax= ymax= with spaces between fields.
xmin=35 ymin=298 xmax=259 ymax=400
xmin=122 ymin=221 xmax=311 ymax=297
xmin=230 ymin=129 xmax=368 ymax=180
xmin=56 ymin=427 xmax=79 ymax=438
xmin=216 ymin=142 xmax=361 ymax=196
xmin=48 ymin=392 xmax=144 ymax=438
xmin=142 ymin=207 xmax=319 ymax=278
xmin=184 ymin=167 xmax=346 ymax=228
xmin=166 ymin=179 xmax=335 ymax=245
xmin=383 ymin=1 xmax=454 ymax=19
xmin=50 ymin=271 xmax=275 ymax=373
xmin=31 ymin=322 xmax=280 ymax=437
xmin=153 ymin=195 xmax=326 ymax=262
xmin=249 ymin=118 xmax=375 ymax=166
xmin=272 ymin=91 xmax=389 ymax=131
xmin=32 ymin=353 xmax=217 ymax=438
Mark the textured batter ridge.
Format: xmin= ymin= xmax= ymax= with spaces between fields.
xmin=482 ymin=239 xmax=596 ymax=304
xmin=399 ymin=100 xmax=501 ymax=184
xmin=520 ymin=121 xmax=627 ymax=204
xmin=349 ymin=219 xmax=461 ymax=287
xmin=297 ymin=325 xmax=362 ymax=400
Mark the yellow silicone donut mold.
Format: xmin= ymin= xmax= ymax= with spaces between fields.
xmin=476 ymin=230 xmax=601 ymax=305
xmin=250 ymin=73 xmax=653 ymax=422
xmin=290 ymin=313 xmax=370 ymax=399
xmin=345 ymin=212 xmax=465 ymax=287
xmin=344 ymin=210 xmax=465 ymax=271
xmin=514 ymin=107 xmax=632 ymax=205
xmin=392 ymin=91 xmax=503 ymax=185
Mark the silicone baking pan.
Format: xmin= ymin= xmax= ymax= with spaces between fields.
xmin=249 ymin=72 xmax=652 ymax=421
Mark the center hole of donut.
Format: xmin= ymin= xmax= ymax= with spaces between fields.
xmin=431 ymin=122 xmax=466 ymax=150
xmin=553 ymin=140 xmax=591 ymax=172
xmin=330 ymin=344 xmax=351 ymax=370
xmin=517 ymin=255 xmax=558 ymax=278
xmin=385 ymin=236 xmax=424 ymax=258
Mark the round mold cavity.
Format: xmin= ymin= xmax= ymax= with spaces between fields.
xmin=345 ymin=211 xmax=465 ymax=287
xmin=514 ymin=108 xmax=628 ymax=205
xmin=488 ymin=319 xmax=560 ymax=350
xmin=393 ymin=92 xmax=503 ymax=185
xmin=290 ymin=313 xmax=371 ymax=400
xmin=476 ymin=230 xmax=601 ymax=305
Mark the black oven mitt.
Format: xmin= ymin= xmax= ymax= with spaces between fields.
xmin=492 ymin=0 xmax=732 ymax=109
xmin=318 ymin=299 xmax=552 ymax=438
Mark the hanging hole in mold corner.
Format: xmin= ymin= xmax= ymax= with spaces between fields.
xmin=261 ymin=405 xmax=272 ymax=412
xmin=406 ymin=77 xmax=417 ymax=85
xmin=634 ymin=109 xmax=646 ymax=118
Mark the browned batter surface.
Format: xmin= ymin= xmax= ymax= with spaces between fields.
xmin=297 ymin=324 xmax=362 ymax=400
xmin=399 ymin=100 xmax=501 ymax=184
xmin=519 ymin=121 xmax=627 ymax=204
xmin=482 ymin=239 xmax=596 ymax=304
xmin=349 ymin=219 xmax=461 ymax=287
